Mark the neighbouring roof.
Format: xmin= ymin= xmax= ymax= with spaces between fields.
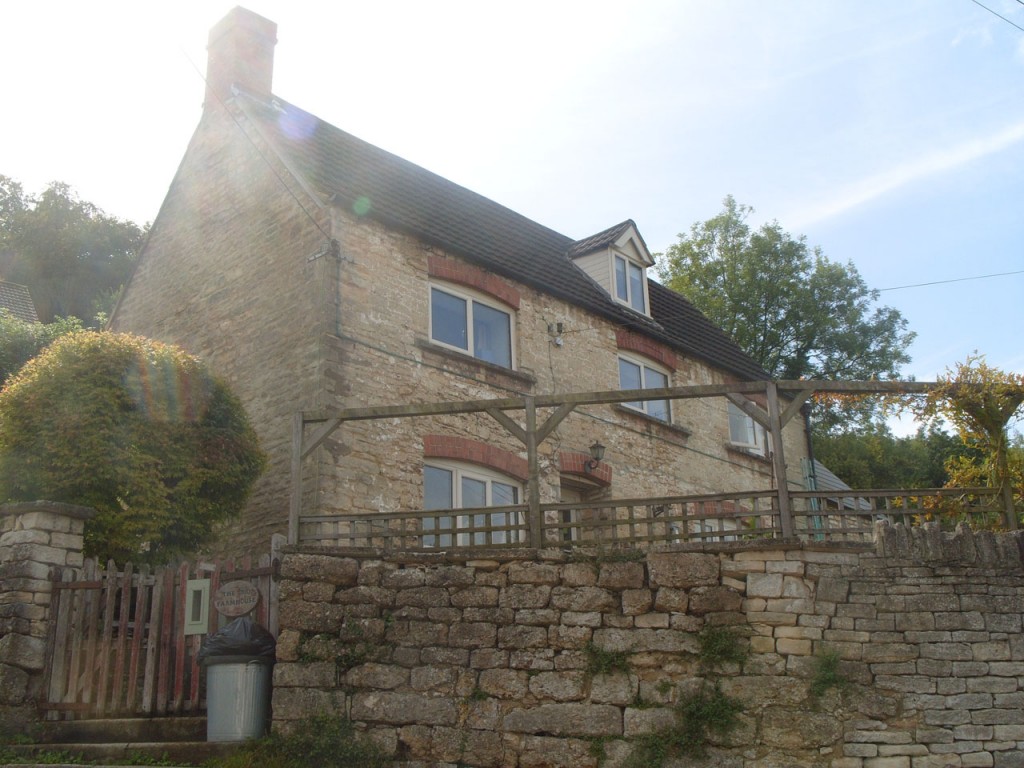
xmin=235 ymin=92 xmax=770 ymax=382
xmin=812 ymin=460 xmax=872 ymax=511
xmin=0 ymin=281 xmax=39 ymax=323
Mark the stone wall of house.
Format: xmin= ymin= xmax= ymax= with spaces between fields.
xmin=0 ymin=502 xmax=93 ymax=731
xmin=311 ymin=208 xmax=810 ymax=524
xmin=273 ymin=524 xmax=1024 ymax=768
xmin=111 ymin=103 xmax=333 ymax=557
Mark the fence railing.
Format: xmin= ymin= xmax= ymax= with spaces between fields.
xmin=297 ymin=486 xmax=1007 ymax=550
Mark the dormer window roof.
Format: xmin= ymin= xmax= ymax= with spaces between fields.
xmin=568 ymin=220 xmax=654 ymax=317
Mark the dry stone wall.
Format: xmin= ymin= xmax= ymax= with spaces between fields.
xmin=273 ymin=524 xmax=1024 ymax=768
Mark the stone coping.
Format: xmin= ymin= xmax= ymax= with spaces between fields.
xmin=0 ymin=500 xmax=96 ymax=520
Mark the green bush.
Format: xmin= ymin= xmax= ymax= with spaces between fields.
xmin=0 ymin=331 xmax=264 ymax=563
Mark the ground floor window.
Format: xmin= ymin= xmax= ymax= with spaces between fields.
xmin=423 ymin=462 xmax=522 ymax=546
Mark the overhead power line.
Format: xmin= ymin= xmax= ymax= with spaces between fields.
xmin=969 ymin=0 xmax=1024 ymax=33
xmin=878 ymin=268 xmax=1024 ymax=292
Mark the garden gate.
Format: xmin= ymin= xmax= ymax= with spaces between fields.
xmin=41 ymin=546 xmax=279 ymax=719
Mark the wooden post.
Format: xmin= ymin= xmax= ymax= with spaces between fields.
xmin=766 ymin=382 xmax=794 ymax=538
xmin=524 ymin=397 xmax=542 ymax=549
xmin=289 ymin=411 xmax=303 ymax=545
xmin=1003 ymin=482 xmax=1018 ymax=531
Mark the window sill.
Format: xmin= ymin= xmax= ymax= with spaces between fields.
xmin=613 ymin=404 xmax=692 ymax=441
xmin=416 ymin=338 xmax=537 ymax=388
xmin=725 ymin=443 xmax=771 ymax=464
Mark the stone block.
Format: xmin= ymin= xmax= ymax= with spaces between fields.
xmin=0 ymin=663 xmax=29 ymax=704
xmin=590 ymin=670 xmax=636 ymax=706
xmin=597 ymin=562 xmax=645 ymax=589
xmin=634 ymin=612 xmax=669 ymax=629
xmin=688 ymin=585 xmax=742 ymax=615
xmin=500 ymin=584 xmax=551 ymax=609
xmin=478 ymin=668 xmax=529 ymax=699
xmin=351 ymin=691 xmax=458 ymax=726
xmin=560 ymin=562 xmax=597 ymax=587
xmin=273 ymin=661 xmax=336 ymax=688
xmin=449 ymin=622 xmax=497 ymax=649
xmin=450 ymin=585 xmax=499 ymax=608
xmin=409 ymin=665 xmax=457 ymax=693
xmin=748 ymin=572 xmax=784 ymax=598
xmin=528 ymin=671 xmax=585 ymax=702
xmin=0 ymin=633 xmax=44 ymax=671
xmin=497 ymin=624 xmax=547 ymax=650
xmin=549 ymin=586 xmax=616 ymax=612
xmin=647 ymin=552 xmax=719 ymax=588
xmin=279 ymin=554 xmax=358 ymax=586
xmin=653 ymin=587 xmax=688 ymax=613
xmin=620 ymin=589 xmax=652 ymax=615
xmin=503 ymin=703 xmax=622 ymax=737
xmin=507 ymin=562 xmax=561 ymax=585
xmin=347 ymin=662 xmax=409 ymax=690
xmin=396 ymin=586 xmax=450 ymax=609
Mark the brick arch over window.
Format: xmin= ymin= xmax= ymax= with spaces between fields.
xmin=559 ymin=450 xmax=612 ymax=487
xmin=423 ymin=435 xmax=528 ymax=482
xmin=428 ymin=255 xmax=521 ymax=309
xmin=616 ymin=330 xmax=677 ymax=372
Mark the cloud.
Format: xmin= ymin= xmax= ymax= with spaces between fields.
xmin=788 ymin=119 xmax=1024 ymax=229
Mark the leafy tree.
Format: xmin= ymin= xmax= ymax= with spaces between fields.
xmin=913 ymin=356 xmax=1024 ymax=528
xmin=658 ymin=196 xmax=915 ymax=383
xmin=0 ymin=331 xmax=265 ymax=563
xmin=0 ymin=175 xmax=144 ymax=323
xmin=813 ymin=423 xmax=972 ymax=490
xmin=0 ymin=310 xmax=82 ymax=385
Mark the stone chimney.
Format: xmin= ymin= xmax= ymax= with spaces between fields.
xmin=205 ymin=6 xmax=277 ymax=108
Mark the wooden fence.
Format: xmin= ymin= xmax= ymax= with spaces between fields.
xmin=297 ymin=487 xmax=1006 ymax=550
xmin=43 ymin=553 xmax=277 ymax=719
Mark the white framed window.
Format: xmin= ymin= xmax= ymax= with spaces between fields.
xmin=429 ymin=284 xmax=513 ymax=368
xmin=423 ymin=461 xmax=522 ymax=547
xmin=618 ymin=354 xmax=670 ymax=423
xmin=728 ymin=401 xmax=768 ymax=456
xmin=613 ymin=254 xmax=647 ymax=314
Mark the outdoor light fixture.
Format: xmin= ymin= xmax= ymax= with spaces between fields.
xmin=585 ymin=441 xmax=606 ymax=473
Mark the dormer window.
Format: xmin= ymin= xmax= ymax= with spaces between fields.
xmin=568 ymin=220 xmax=654 ymax=318
xmin=614 ymin=255 xmax=647 ymax=313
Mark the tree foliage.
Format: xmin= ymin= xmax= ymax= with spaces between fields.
xmin=912 ymin=356 xmax=1024 ymax=527
xmin=0 ymin=310 xmax=82 ymax=385
xmin=0 ymin=331 xmax=265 ymax=563
xmin=658 ymin=196 xmax=915 ymax=382
xmin=0 ymin=175 xmax=144 ymax=323
xmin=813 ymin=423 xmax=972 ymax=490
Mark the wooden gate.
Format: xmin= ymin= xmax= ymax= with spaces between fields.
xmin=42 ymin=551 xmax=278 ymax=719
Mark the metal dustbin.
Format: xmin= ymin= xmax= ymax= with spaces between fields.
xmin=199 ymin=617 xmax=276 ymax=742
xmin=204 ymin=655 xmax=273 ymax=741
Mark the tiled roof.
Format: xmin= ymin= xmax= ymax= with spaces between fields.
xmin=238 ymin=93 xmax=769 ymax=382
xmin=0 ymin=281 xmax=39 ymax=323
xmin=568 ymin=220 xmax=635 ymax=259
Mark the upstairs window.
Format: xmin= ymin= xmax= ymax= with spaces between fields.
xmin=618 ymin=354 xmax=670 ymax=422
xmin=728 ymin=401 xmax=768 ymax=456
xmin=614 ymin=255 xmax=647 ymax=314
xmin=430 ymin=285 xmax=513 ymax=368
xmin=423 ymin=462 xmax=522 ymax=547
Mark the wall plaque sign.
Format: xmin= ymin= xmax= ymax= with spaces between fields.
xmin=214 ymin=580 xmax=259 ymax=617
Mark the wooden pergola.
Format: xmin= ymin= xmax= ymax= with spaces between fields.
xmin=286 ymin=379 xmax=1002 ymax=547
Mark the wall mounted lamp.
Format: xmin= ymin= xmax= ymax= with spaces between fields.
xmin=585 ymin=441 xmax=606 ymax=473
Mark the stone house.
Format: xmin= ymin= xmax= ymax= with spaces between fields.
xmin=111 ymin=8 xmax=811 ymax=556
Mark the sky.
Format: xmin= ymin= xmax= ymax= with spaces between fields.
xmin=2 ymin=0 xmax=1022 ymax=406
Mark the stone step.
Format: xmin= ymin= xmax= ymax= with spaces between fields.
xmin=3 ymin=739 xmax=240 ymax=766
xmin=37 ymin=716 xmax=207 ymax=744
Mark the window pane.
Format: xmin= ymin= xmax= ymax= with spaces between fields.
xmin=431 ymin=288 xmax=468 ymax=350
xmin=618 ymin=358 xmax=642 ymax=410
xmin=628 ymin=262 xmax=646 ymax=312
xmin=423 ymin=466 xmax=453 ymax=547
xmin=491 ymin=482 xmax=519 ymax=544
xmin=614 ymin=256 xmax=628 ymax=301
xmin=424 ymin=466 xmax=453 ymax=509
xmin=472 ymin=301 xmax=512 ymax=368
xmin=728 ymin=402 xmax=756 ymax=445
xmin=462 ymin=476 xmax=487 ymax=508
xmin=645 ymin=367 xmax=669 ymax=421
